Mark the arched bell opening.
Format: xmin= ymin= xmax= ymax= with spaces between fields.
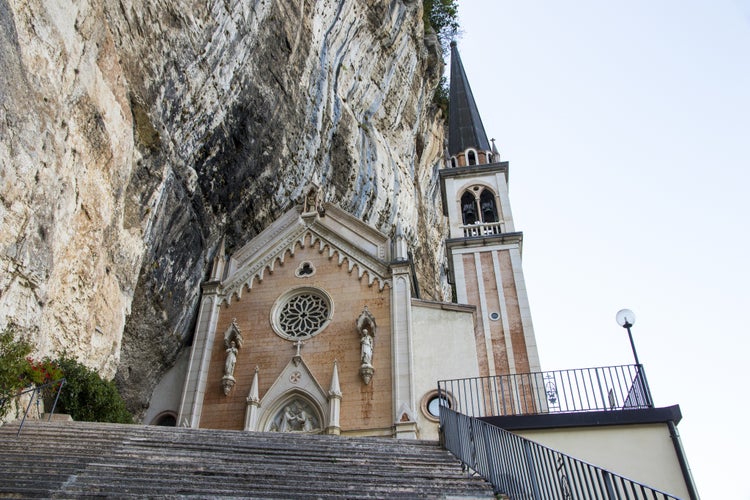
xmin=461 ymin=191 xmax=478 ymax=225
xmin=479 ymin=189 xmax=498 ymax=223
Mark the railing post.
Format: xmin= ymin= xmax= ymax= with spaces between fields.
xmin=523 ymin=440 xmax=543 ymax=500
xmin=637 ymin=364 xmax=654 ymax=408
xmin=47 ymin=379 xmax=65 ymax=421
xmin=17 ymin=386 xmax=39 ymax=437
xmin=483 ymin=423 xmax=500 ymax=491
xmin=602 ymin=470 xmax=617 ymax=498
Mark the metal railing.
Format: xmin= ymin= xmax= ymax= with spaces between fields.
xmin=0 ymin=379 xmax=66 ymax=436
xmin=440 ymin=407 xmax=680 ymax=499
xmin=461 ymin=221 xmax=504 ymax=238
xmin=438 ymin=365 xmax=652 ymax=418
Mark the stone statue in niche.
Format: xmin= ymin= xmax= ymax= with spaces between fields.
xmin=304 ymin=185 xmax=318 ymax=213
xmin=356 ymin=307 xmax=377 ymax=385
xmin=302 ymin=182 xmax=326 ymax=217
xmin=270 ymin=399 xmax=320 ymax=433
xmin=360 ymin=329 xmax=373 ymax=365
xmin=225 ymin=341 xmax=238 ymax=376
xmin=221 ymin=319 xmax=244 ymax=395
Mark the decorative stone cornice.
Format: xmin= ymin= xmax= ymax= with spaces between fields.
xmin=215 ymin=205 xmax=393 ymax=306
xmin=445 ymin=231 xmax=524 ymax=251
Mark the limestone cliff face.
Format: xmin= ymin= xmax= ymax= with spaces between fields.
xmin=0 ymin=0 xmax=447 ymax=417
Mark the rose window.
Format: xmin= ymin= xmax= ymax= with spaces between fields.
xmin=272 ymin=288 xmax=332 ymax=340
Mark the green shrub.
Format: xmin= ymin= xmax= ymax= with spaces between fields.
xmin=434 ymin=75 xmax=450 ymax=118
xmin=0 ymin=329 xmax=131 ymax=424
xmin=53 ymin=355 xmax=133 ymax=424
xmin=0 ymin=325 xmax=33 ymax=418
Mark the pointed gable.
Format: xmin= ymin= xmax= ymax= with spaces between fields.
xmin=219 ymin=203 xmax=392 ymax=304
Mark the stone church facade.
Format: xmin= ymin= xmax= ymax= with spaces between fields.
xmin=175 ymin=197 xmax=483 ymax=440
xmin=149 ymin=43 xmax=541 ymax=440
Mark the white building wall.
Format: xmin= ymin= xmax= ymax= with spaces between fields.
xmin=410 ymin=300 xmax=480 ymax=441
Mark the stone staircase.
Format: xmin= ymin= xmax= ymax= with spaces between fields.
xmin=0 ymin=420 xmax=494 ymax=498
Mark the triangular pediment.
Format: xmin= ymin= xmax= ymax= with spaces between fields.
xmin=256 ymin=355 xmax=329 ymax=433
xmin=217 ymin=203 xmax=392 ymax=303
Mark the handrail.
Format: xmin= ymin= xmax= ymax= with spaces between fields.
xmin=0 ymin=379 xmax=66 ymax=437
xmin=438 ymin=365 xmax=652 ymax=418
xmin=440 ymin=406 xmax=680 ymax=499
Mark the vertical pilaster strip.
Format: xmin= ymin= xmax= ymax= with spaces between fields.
xmin=446 ymin=177 xmax=461 ymax=238
xmin=453 ymin=248 xmax=468 ymax=303
xmin=496 ymin=172 xmax=515 ymax=233
xmin=474 ymin=252 xmax=497 ymax=377
xmin=509 ymin=247 xmax=542 ymax=372
xmin=390 ymin=264 xmax=416 ymax=437
xmin=491 ymin=249 xmax=516 ymax=375
xmin=177 ymin=284 xmax=221 ymax=428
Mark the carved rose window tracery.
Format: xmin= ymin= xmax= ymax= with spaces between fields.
xmin=272 ymin=287 xmax=333 ymax=340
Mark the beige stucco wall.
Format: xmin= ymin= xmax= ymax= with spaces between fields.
xmin=144 ymin=348 xmax=190 ymax=425
xmin=411 ymin=300 xmax=480 ymax=440
xmin=517 ymin=423 xmax=689 ymax=498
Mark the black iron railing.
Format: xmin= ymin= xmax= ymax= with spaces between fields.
xmin=440 ymin=407 xmax=679 ymax=499
xmin=438 ymin=365 xmax=652 ymax=418
xmin=0 ymin=379 xmax=65 ymax=436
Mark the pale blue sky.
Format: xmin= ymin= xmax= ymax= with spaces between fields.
xmin=458 ymin=2 xmax=750 ymax=498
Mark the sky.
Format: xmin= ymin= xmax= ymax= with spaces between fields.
xmin=456 ymin=2 xmax=750 ymax=498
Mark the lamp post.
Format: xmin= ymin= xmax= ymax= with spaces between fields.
xmin=615 ymin=308 xmax=653 ymax=407
xmin=615 ymin=308 xmax=641 ymax=366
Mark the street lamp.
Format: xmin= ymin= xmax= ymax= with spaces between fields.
xmin=616 ymin=308 xmax=653 ymax=408
xmin=615 ymin=308 xmax=641 ymax=366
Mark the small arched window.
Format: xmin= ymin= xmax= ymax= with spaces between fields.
xmin=461 ymin=192 xmax=478 ymax=225
xmin=466 ymin=149 xmax=478 ymax=166
xmin=480 ymin=189 xmax=498 ymax=223
xmin=450 ymin=156 xmax=457 ymax=168
xmin=152 ymin=412 xmax=177 ymax=426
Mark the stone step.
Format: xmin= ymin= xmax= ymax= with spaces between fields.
xmin=0 ymin=420 xmax=495 ymax=498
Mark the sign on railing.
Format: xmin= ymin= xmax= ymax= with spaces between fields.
xmin=438 ymin=365 xmax=652 ymax=418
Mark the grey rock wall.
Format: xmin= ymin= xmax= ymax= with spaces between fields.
xmin=0 ymin=0 xmax=447 ymax=418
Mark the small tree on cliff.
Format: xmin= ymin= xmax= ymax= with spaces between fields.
xmin=423 ymin=0 xmax=460 ymax=55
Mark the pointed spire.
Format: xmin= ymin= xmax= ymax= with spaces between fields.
xmin=448 ymin=42 xmax=491 ymax=157
xmin=327 ymin=360 xmax=342 ymax=435
xmin=491 ymin=138 xmax=500 ymax=158
xmin=393 ymin=221 xmax=408 ymax=261
xmin=244 ymin=366 xmax=260 ymax=431
xmin=329 ymin=360 xmax=342 ymax=397
xmin=210 ymin=236 xmax=227 ymax=281
xmin=248 ymin=366 xmax=260 ymax=404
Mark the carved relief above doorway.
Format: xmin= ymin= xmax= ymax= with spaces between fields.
xmin=268 ymin=398 xmax=321 ymax=433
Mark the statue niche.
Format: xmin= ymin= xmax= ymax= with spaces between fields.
xmin=356 ymin=307 xmax=377 ymax=385
xmin=221 ymin=319 xmax=244 ymax=395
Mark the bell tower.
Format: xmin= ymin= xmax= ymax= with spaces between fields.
xmin=439 ymin=42 xmax=541 ymax=377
